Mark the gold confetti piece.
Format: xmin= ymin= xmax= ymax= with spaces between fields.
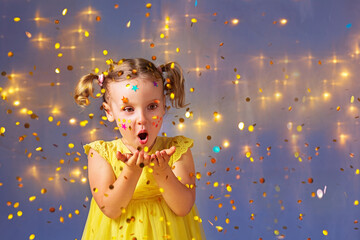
xmin=55 ymin=68 xmax=60 ymax=74
xmin=297 ymin=125 xmax=302 ymax=132
xmin=213 ymin=182 xmax=219 ymax=187
xmin=146 ymin=3 xmax=152 ymax=8
xmin=191 ymin=18 xmax=197 ymax=23
xmin=160 ymin=33 xmax=165 ymax=38
xmin=159 ymin=187 xmax=164 ymax=193
xmin=0 ymin=127 xmax=5 ymax=134
xmin=41 ymin=188 xmax=47 ymax=194
xmin=274 ymin=229 xmax=279 ymax=235
xmin=14 ymin=17 xmax=21 ymax=22
xmin=25 ymin=31 xmax=32 ymax=38
xmin=55 ymin=42 xmax=60 ymax=49
xmin=8 ymin=51 xmax=14 ymax=57
xmin=29 ymin=234 xmax=35 ymax=240
xmin=68 ymin=143 xmax=74 ymax=149
xmin=29 ymin=196 xmax=36 ymax=202
xmin=176 ymin=47 xmax=180 ymax=52
xmin=323 ymin=230 xmax=328 ymax=236
xmin=35 ymin=147 xmax=42 ymax=151
xmin=96 ymin=16 xmax=101 ymax=21
xmin=226 ymin=185 xmax=232 ymax=192
xmin=8 ymin=214 xmax=13 ymax=220
xmin=60 ymin=216 xmax=64 ymax=223
xmin=248 ymin=125 xmax=254 ymax=132
xmin=62 ymin=8 xmax=68 ymax=16
xmin=48 ymin=116 xmax=53 ymax=122
xmin=354 ymin=200 xmax=359 ymax=206
xmin=126 ymin=20 xmax=131 ymax=28
xmin=103 ymin=50 xmax=108 ymax=56
xmin=17 ymin=211 xmax=23 ymax=217
xmin=80 ymin=120 xmax=88 ymax=127
xmin=215 ymin=226 xmax=223 ymax=232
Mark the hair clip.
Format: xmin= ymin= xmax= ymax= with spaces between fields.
xmin=98 ymin=74 xmax=104 ymax=87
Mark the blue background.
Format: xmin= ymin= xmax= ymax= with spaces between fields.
xmin=0 ymin=0 xmax=360 ymax=239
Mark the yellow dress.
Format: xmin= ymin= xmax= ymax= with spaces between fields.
xmin=82 ymin=135 xmax=206 ymax=240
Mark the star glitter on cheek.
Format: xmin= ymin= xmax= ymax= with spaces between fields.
xmin=153 ymin=81 xmax=158 ymax=87
xmin=122 ymin=96 xmax=128 ymax=103
xmin=131 ymin=85 xmax=139 ymax=92
xmin=121 ymin=123 xmax=127 ymax=130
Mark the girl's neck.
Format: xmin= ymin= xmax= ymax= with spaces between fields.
xmin=121 ymin=136 xmax=158 ymax=153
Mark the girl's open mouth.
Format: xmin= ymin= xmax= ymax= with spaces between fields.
xmin=138 ymin=132 xmax=148 ymax=145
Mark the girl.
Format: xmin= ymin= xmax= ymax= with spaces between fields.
xmin=74 ymin=58 xmax=206 ymax=239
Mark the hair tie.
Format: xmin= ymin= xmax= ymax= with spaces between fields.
xmin=98 ymin=74 xmax=104 ymax=87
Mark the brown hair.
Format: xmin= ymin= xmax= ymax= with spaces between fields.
xmin=74 ymin=58 xmax=187 ymax=109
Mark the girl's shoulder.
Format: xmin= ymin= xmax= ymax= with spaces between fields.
xmin=157 ymin=135 xmax=194 ymax=164
xmin=83 ymin=139 xmax=120 ymax=163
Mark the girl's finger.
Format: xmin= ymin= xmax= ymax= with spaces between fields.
xmin=116 ymin=151 xmax=125 ymax=161
xmin=155 ymin=151 xmax=164 ymax=167
xmin=127 ymin=151 xmax=139 ymax=166
xmin=160 ymin=150 xmax=170 ymax=163
xmin=143 ymin=154 xmax=151 ymax=167
xmin=164 ymin=146 xmax=176 ymax=157
xmin=137 ymin=151 xmax=145 ymax=168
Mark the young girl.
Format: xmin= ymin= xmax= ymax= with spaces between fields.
xmin=74 ymin=58 xmax=206 ymax=239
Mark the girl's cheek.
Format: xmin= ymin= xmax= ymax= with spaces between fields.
xmin=151 ymin=115 xmax=163 ymax=128
xmin=117 ymin=118 xmax=133 ymax=131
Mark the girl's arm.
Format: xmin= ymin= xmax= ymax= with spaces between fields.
xmin=152 ymin=147 xmax=196 ymax=216
xmin=87 ymin=149 xmax=148 ymax=219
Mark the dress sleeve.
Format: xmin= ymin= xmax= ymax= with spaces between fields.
xmin=83 ymin=140 xmax=111 ymax=165
xmin=169 ymin=135 xmax=194 ymax=165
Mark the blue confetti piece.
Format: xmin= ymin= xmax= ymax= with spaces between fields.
xmin=195 ymin=0 xmax=198 ymax=7
xmin=346 ymin=23 xmax=352 ymax=28
xmin=213 ymin=146 xmax=220 ymax=153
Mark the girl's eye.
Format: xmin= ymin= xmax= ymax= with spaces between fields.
xmin=123 ymin=107 xmax=134 ymax=112
xmin=148 ymin=103 xmax=158 ymax=110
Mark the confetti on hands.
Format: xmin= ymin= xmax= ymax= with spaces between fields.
xmin=150 ymin=146 xmax=176 ymax=174
xmin=116 ymin=150 xmax=151 ymax=173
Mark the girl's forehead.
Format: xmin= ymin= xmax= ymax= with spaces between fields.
xmin=109 ymin=78 xmax=163 ymax=102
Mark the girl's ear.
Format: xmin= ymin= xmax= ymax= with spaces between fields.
xmin=103 ymin=102 xmax=115 ymax=122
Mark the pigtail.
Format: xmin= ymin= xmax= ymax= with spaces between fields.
xmin=74 ymin=73 xmax=101 ymax=107
xmin=160 ymin=62 xmax=188 ymax=109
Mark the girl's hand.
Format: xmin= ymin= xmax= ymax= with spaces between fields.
xmin=116 ymin=150 xmax=151 ymax=173
xmin=151 ymin=146 xmax=176 ymax=174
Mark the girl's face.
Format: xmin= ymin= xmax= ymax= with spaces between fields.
xmin=103 ymin=78 xmax=165 ymax=153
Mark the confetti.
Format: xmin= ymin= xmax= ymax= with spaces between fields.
xmin=212 ymin=146 xmax=220 ymax=153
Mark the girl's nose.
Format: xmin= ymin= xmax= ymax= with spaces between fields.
xmin=137 ymin=110 xmax=147 ymax=125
